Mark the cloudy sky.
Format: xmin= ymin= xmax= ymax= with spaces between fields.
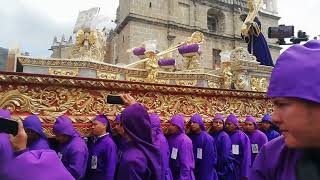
xmin=0 ymin=0 xmax=318 ymax=57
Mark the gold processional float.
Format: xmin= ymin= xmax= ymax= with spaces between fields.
xmin=0 ymin=0 xmax=273 ymax=136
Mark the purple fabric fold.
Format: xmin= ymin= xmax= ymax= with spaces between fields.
xmin=158 ymin=59 xmax=176 ymax=66
xmin=133 ymin=48 xmax=146 ymax=56
xmin=267 ymin=40 xmax=320 ymax=102
xmin=119 ymin=103 xmax=162 ymax=180
xmin=178 ymin=44 xmax=199 ymax=54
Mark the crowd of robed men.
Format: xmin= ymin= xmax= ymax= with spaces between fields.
xmin=0 ymin=102 xmax=279 ymax=180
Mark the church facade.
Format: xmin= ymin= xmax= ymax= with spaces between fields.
xmin=107 ymin=0 xmax=280 ymax=70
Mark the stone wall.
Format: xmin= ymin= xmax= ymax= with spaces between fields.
xmin=111 ymin=0 xmax=281 ymax=67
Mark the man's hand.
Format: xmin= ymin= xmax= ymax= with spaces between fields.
xmin=120 ymin=94 xmax=137 ymax=107
xmin=10 ymin=120 xmax=27 ymax=152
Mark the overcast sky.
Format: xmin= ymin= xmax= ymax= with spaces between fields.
xmin=0 ymin=0 xmax=318 ymax=57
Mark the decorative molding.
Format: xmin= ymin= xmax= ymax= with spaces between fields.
xmin=175 ymin=79 xmax=198 ymax=86
xmin=48 ymin=67 xmax=79 ymax=77
xmin=97 ymin=71 xmax=120 ymax=80
xmin=0 ymin=72 xmax=272 ymax=136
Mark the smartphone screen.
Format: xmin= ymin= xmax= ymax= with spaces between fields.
xmin=106 ymin=95 xmax=124 ymax=105
xmin=0 ymin=118 xmax=18 ymax=136
xmin=268 ymin=26 xmax=294 ymax=39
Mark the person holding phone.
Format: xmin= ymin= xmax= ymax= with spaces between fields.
xmin=53 ymin=115 xmax=88 ymax=180
xmin=116 ymin=102 xmax=162 ymax=180
xmin=23 ymin=115 xmax=50 ymax=150
xmin=0 ymin=110 xmax=75 ymax=180
xmin=0 ymin=109 xmax=14 ymax=177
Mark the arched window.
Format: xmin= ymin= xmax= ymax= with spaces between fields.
xmin=207 ymin=8 xmax=225 ymax=33
xmin=207 ymin=15 xmax=218 ymax=32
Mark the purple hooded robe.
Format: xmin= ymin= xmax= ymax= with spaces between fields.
xmin=225 ymin=114 xmax=251 ymax=179
xmin=149 ymin=113 xmax=173 ymax=180
xmin=244 ymin=115 xmax=268 ymax=165
xmin=260 ymin=114 xmax=280 ymax=141
xmin=117 ymin=103 xmax=162 ymax=180
xmin=210 ymin=114 xmax=237 ymax=180
xmin=0 ymin=109 xmax=14 ymax=175
xmin=23 ymin=115 xmax=50 ymax=150
xmin=86 ymin=114 xmax=117 ymax=180
xmin=188 ymin=113 xmax=218 ymax=180
xmin=3 ymin=149 xmax=75 ymax=180
xmin=53 ymin=115 xmax=88 ymax=180
xmin=0 ymin=110 xmax=74 ymax=180
xmin=254 ymin=39 xmax=320 ymax=180
xmin=249 ymin=136 xmax=302 ymax=180
xmin=167 ymin=114 xmax=195 ymax=180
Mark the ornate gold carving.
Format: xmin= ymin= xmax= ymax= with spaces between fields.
xmin=156 ymin=79 xmax=170 ymax=85
xmin=0 ymin=73 xmax=272 ymax=136
xmin=251 ymin=77 xmax=269 ymax=92
xmin=221 ymin=62 xmax=233 ymax=89
xmin=186 ymin=31 xmax=205 ymax=45
xmin=234 ymin=70 xmax=251 ymax=91
xmin=175 ymin=80 xmax=197 ymax=86
xmin=144 ymin=51 xmax=159 ymax=83
xmin=125 ymin=75 xmax=144 ymax=82
xmin=48 ymin=67 xmax=79 ymax=77
xmin=208 ymin=80 xmax=221 ymax=89
xmin=184 ymin=55 xmax=200 ymax=70
xmin=71 ymin=29 xmax=106 ymax=61
xmin=230 ymin=47 xmax=257 ymax=62
xmin=97 ymin=71 xmax=120 ymax=80
xmin=126 ymin=31 xmax=204 ymax=68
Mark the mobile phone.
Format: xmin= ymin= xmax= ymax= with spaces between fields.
xmin=106 ymin=95 xmax=124 ymax=105
xmin=268 ymin=25 xmax=294 ymax=39
xmin=0 ymin=117 xmax=18 ymax=136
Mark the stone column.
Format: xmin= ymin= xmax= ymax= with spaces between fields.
xmin=7 ymin=48 xmax=19 ymax=72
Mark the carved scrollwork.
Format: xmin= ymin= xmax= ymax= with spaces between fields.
xmin=97 ymin=71 xmax=120 ymax=80
xmin=251 ymin=77 xmax=269 ymax=92
xmin=175 ymin=80 xmax=197 ymax=86
xmin=0 ymin=72 xmax=273 ymax=137
xmin=230 ymin=47 xmax=257 ymax=62
xmin=233 ymin=70 xmax=251 ymax=91
xmin=48 ymin=67 xmax=79 ymax=77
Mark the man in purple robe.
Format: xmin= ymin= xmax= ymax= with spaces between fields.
xmin=86 ymin=114 xmax=117 ymax=180
xmin=250 ymin=40 xmax=320 ymax=180
xmin=225 ymin=114 xmax=251 ymax=180
xmin=149 ymin=113 xmax=173 ymax=180
xmin=112 ymin=114 xmax=128 ymax=180
xmin=167 ymin=114 xmax=195 ymax=180
xmin=117 ymin=103 xmax=162 ymax=180
xmin=259 ymin=114 xmax=280 ymax=141
xmin=53 ymin=115 xmax=88 ymax=180
xmin=112 ymin=114 xmax=124 ymax=149
xmin=23 ymin=115 xmax=50 ymax=150
xmin=0 ymin=109 xmax=14 ymax=175
xmin=188 ymin=113 xmax=218 ymax=180
xmin=210 ymin=114 xmax=237 ymax=180
xmin=243 ymin=115 xmax=268 ymax=165
xmin=1 ymin=115 xmax=74 ymax=180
